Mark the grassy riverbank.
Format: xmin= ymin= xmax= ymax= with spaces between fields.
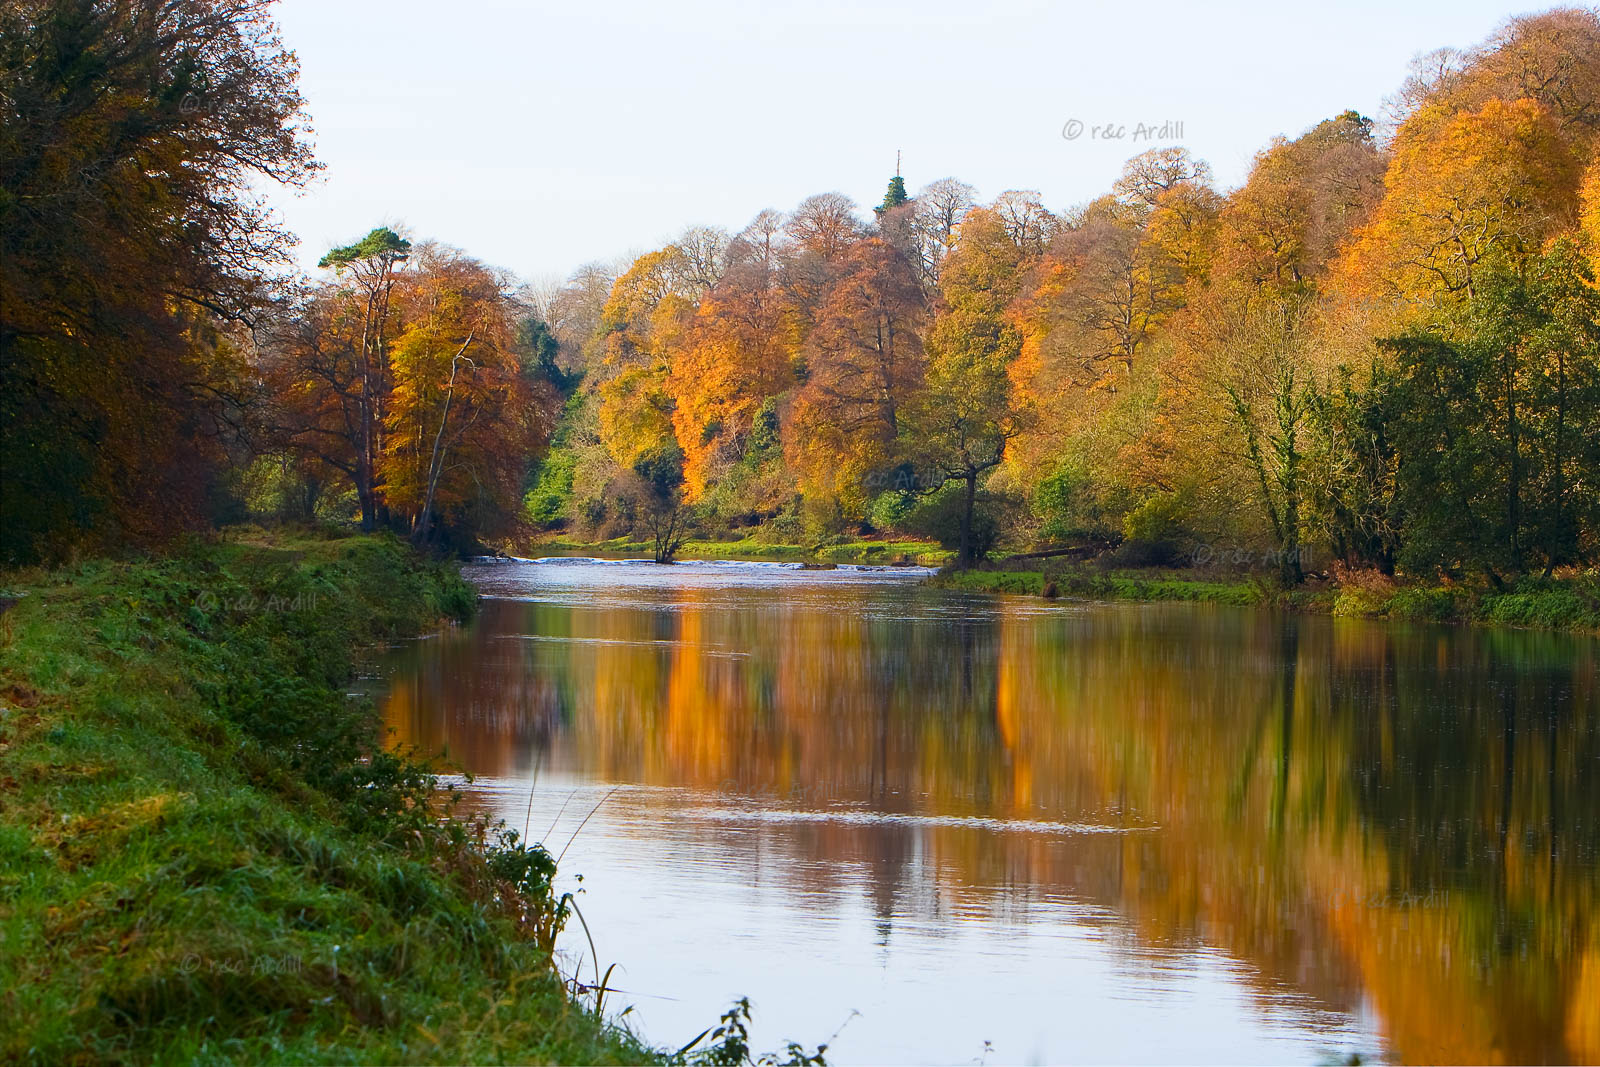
xmin=932 ymin=565 xmax=1600 ymax=633
xmin=529 ymin=534 xmax=951 ymax=567
xmin=0 ymin=531 xmax=652 ymax=1064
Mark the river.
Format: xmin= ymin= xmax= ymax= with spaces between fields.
xmin=375 ymin=558 xmax=1600 ymax=1064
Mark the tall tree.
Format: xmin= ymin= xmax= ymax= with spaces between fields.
xmin=1337 ymin=98 xmax=1579 ymax=309
xmin=317 ymin=227 xmax=411 ymax=528
xmin=908 ymin=209 xmax=1032 ymax=565
xmin=787 ymin=239 xmax=927 ymax=512
xmin=1378 ymin=244 xmax=1600 ymax=578
xmin=383 ymin=246 xmax=549 ymax=545
xmin=908 ymin=177 xmax=977 ymax=284
xmin=1221 ymin=299 xmax=1316 ymax=586
xmin=0 ymin=0 xmax=317 ymax=562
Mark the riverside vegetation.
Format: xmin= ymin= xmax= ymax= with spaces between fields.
xmin=0 ymin=529 xmax=831 ymax=1064
xmin=0 ymin=531 xmax=642 ymax=1062
xmin=932 ymin=560 xmax=1600 ymax=632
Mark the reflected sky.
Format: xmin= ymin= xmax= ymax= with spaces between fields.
xmin=376 ymin=559 xmax=1600 ymax=1065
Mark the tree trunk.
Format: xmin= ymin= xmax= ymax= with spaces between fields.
xmin=412 ymin=333 xmax=475 ymax=548
xmin=1547 ymin=347 xmax=1567 ymax=574
xmin=1506 ymin=346 xmax=1522 ymax=574
xmin=958 ymin=471 xmax=977 ymax=568
xmin=1275 ymin=374 xmax=1305 ymax=586
xmin=356 ymin=454 xmax=376 ymax=531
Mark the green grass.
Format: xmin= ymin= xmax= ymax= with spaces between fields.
xmin=1479 ymin=584 xmax=1600 ymax=630
xmin=532 ymin=535 xmax=951 ymax=567
xmin=932 ymin=563 xmax=1600 ymax=633
xmin=931 ymin=570 xmax=1048 ymax=596
xmin=933 ymin=568 xmax=1264 ymax=606
xmin=0 ymin=531 xmax=655 ymax=1064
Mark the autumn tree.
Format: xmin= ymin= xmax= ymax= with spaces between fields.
xmin=666 ymin=270 xmax=797 ymax=500
xmin=547 ymin=261 xmax=617 ymax=372
xmin=1582 ymin=161 xmax=1600 ymax=283
xmin=1010 ymin=157 xmax=1206 ymax=438
xmin=906 ymin=209 xmax=1032 ymax=564
xmin=382 ymin=245 xmax=551 ymax=546
xmin=261 ymin=290 xmax=371 ymax=519
xmin=786 ymin=192 xmax=861 ymax=260
xmin=780 ymin=193 xmax=863 ymax=325
xmin=595 ymin=363 xmax=694 ymax=558
xmin=1339 ymin=98 xmax=1579 ymax=314
xmin=0 ymin=0 xmax=317 ymax=561
xmin=317 ymin=227 xmax=412 ymax=527
xmin=597 ymin=246 xmax=699 ymax=373
xmin=1387 ymin=9 xmax=1600 ymax=153
xmin=787 ymin=239 xmax=927 ymax=514
xmin=1216 ymin=113 xmax=1384 ymax=298
xmin=1130 ymin=118 xmax=1383 ymax=557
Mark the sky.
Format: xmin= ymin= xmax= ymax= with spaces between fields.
xmin=264 ymin=0 xmax=1531 ymax=285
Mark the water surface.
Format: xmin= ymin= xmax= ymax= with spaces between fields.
xmin=377 ymin=559 xmax=1600 ymax=1064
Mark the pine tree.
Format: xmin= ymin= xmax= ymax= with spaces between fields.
xmin=876 ymin=175 xmax=910 ymax=216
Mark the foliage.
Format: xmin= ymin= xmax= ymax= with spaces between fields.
xmin=0 ymin=0 xmax=317 ymax=563
xmin=1374 ymin=244 xmax=1600 ymax=579
xmin=672 ymin=997 xmax=830 ymax=1067
xmin=901 ymin=484 xmax=1008 ymax=560
xmin=525 ymin=447 xmax=579 ymax=526
xmin=867 ymin=489 xmax=917 ymax=532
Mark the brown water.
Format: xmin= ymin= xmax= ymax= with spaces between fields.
xmin=376 ymin=558 xmax=1600 ymax=1065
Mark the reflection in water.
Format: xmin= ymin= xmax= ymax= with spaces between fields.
xmin=378 ymin=560 xmax=1600 ymax=1065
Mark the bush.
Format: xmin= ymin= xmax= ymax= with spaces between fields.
xmin=523 ymin=448 xmax=577 ymax=526
xmin=1388 ymin=586 xmax=1468 ymax=622
xmin=901 ymin=484 xmax=1005 ymax=558
xmin=1103 ymin=538 xmax=1185 ymax=568
xmin=1034 ymin=460 xmax=1092 ymax=540
xmin=867 ymin=489 xmax=917 ymax=532
xmin=1122 ymin=489 xmax=1196 ymax=546
xmin=1482 ymin=585 xmax=1600 ymax=630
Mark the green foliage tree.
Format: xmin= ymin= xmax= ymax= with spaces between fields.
xmin=1303 ymin=364 xmax=1401 ymax=574
xmin=1377 ymin=244 xmax=1600 ymax=579
xmin=876 ymin=174 xmax=910 ymax=216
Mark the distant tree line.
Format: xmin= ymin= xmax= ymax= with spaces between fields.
xmin=4 ymin=2 xmax=1598 ymax=582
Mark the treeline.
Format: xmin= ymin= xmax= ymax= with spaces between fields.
xmin=528 ymin=8 xmax=1600 ymax=578
xmin=1 ymin=1 xmax=563 ymax=563
xmin=4 ymin=3 xmax=1599 ymax=584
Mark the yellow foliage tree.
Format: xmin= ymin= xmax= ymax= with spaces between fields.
xmin=597 ymin=364 xmax=677 ymax=472
xmin=382 ymin=245 xmax=548 ymax=540
xmin=1334 ymin=98 xmax=1580 ymax=312
xmin=1582 ymin=159 xmax=1600 ymax=274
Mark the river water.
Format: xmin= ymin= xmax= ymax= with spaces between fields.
xmin=375 ymin=558 xmax=1600 ymax=1064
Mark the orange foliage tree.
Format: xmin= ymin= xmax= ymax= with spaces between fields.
xmin=786 ymin=239 xmax=928 ymax=514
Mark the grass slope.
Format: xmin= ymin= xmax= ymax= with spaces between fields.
xmin=0 ymin=531 xmax=653 ymax=1064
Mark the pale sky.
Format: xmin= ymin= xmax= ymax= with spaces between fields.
xmin=264 ymin=0 xmax=1529 ymax=284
